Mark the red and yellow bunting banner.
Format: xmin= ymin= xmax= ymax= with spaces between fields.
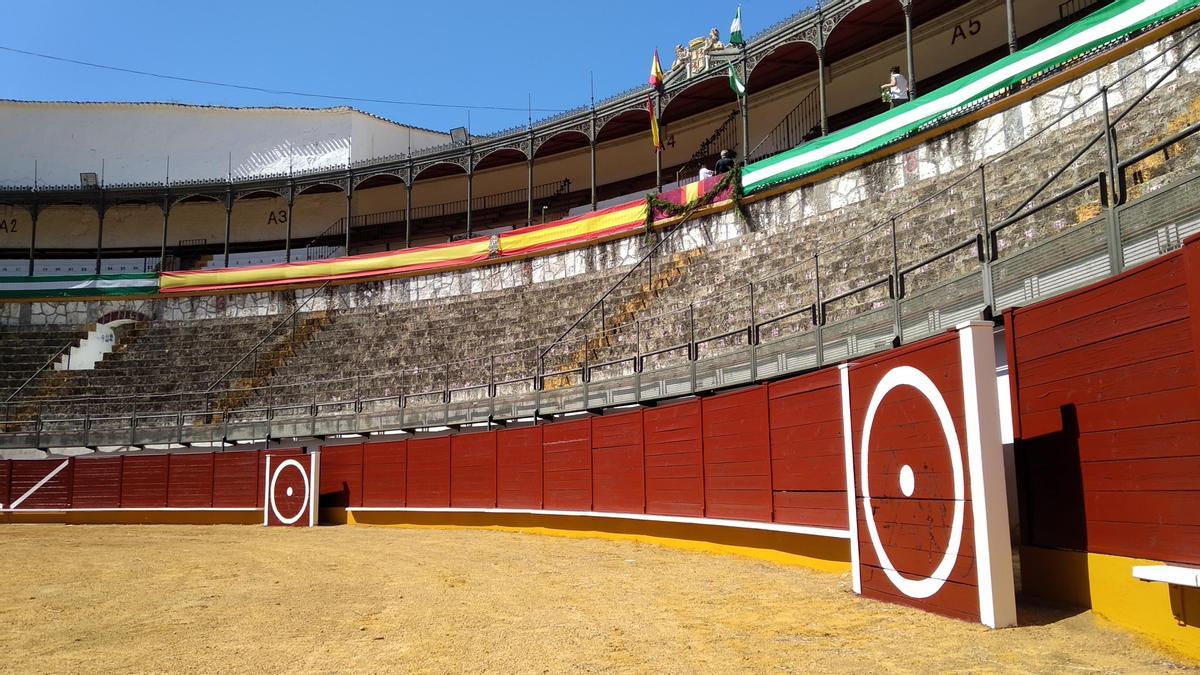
xmin=159 ymin=239 xmax=491 ymax=293
xmin=648 ymin=171 xmax=738 ymax=224
xmin=497 ymin=200 xmax=648 ymax=256
xmin=160 ymin=175 xmax=740 ymax=294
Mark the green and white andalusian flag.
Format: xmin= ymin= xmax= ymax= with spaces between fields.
xmin=740 ymin=0 xmax=1200 ymax=194
xmin=730 ymin=6 xmax=744 ymax=46
xmin=728 ymin=63 xmax=746 ymax=96
xmin=0 ymin=273 xmax=159 ymax=298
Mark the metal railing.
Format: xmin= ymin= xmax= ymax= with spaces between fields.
xmin=3 ymin=340 xmax=74 ymax=421
xmin=3 ymin=21 xmax=1200 ymax=449
xmin=750 ymin=86 xmax=821 ymax=162
xmin=675 ymin=110 xmax=741 ymax=184
xmin=300 ymin=178 xmax=575 ymax=261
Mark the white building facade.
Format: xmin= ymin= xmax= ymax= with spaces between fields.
xmin=0 ymin=101 xmax=448 ymax=187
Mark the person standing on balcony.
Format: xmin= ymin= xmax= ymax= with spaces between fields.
xmin=881 ymin=66 xmax=909 ymax=109
xmin=698 ymin=163 xmax=715 ymax=180
xmin=715 ymin=149 xmax=736 ymax=174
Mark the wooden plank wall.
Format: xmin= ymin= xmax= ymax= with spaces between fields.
xmin=0 ymin=449 xmax=285 ymax=512
xmin=1008 ymin=241 xmax=1200 ymax=566
xmin=324 ymin=367 xmax=852 ymax=532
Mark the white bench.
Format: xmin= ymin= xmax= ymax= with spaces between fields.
xmin=1132 ymin=565 xmax=1200 ymax=588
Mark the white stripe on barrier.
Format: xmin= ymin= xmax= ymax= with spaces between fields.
xmin=346 ymin=506 xmax=852 ymax=540
xmin=0 ymin=507 xmax=258 ymax=513
xmin=8 ymin=460 xmax=70 ymax=509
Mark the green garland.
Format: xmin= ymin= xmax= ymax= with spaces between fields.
xmin=643 ymin=163 xmax=746 ymax=230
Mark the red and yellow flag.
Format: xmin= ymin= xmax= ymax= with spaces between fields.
xmin=649 ymin=49 xmax=664 ymax=88
xmin=647 ymin=92 xmax=662 ymax=151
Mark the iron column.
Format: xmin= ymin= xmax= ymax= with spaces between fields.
xmin=26 ymin=203 xmax=39 ymax=276
xmin=94 ymin=196 xmax=106 ymax=275
xmin=904 ymin=1 xmax=917 ymax=99
xmin=223 ymin=189 xmax=233 ymax=268
xmin=283 ymin=185 xmax=294 ymax=263
xmin=1006 ymin=0 xmax=1018 ymax=54
xmin=345 ymin=178 xmax=353 ymax=255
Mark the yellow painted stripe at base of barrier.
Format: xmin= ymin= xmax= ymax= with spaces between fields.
xmin=1020 ymin=546 xmax=1200 ymax=662
xmin=0 ymin=510 xmax=262 ymax=526
xmin=341 ymin=509 xmax=851 ymax=574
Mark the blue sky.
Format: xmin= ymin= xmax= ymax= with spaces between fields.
xmin=1 ymin=1 xmax=813 ymax=135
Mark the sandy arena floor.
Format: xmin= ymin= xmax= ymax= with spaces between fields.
xmin=0 ymin=524 xmax=1195 ymax=673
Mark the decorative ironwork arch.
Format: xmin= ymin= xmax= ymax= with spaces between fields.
xmin=352 ymin=170 xmax=406 ymax=190
xmin=413 ymin=158 xmax=470 ymax=181
xmin=234 ymin=185 xmax=291 ymax=202
xmin=660 ymin=73 xmax=736 ymax=123
xmin=746 ymin=39 xmax=821 ymax=93
xmin=169 ymin=192 xmax=225 ymax=209
xmin=595 ymin=106 xmax=650 ymax=143
xmin=472 ymin=145 xmax=529 ymax=172
xmin=295 ymin=179 xmax=349 ymax=197
xmin=533 ymin=128 xmax=591 ymax=158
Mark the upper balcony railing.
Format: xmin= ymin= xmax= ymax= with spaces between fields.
xmin=1 ymin=12 xmax=1199 ymax=449
xmin=0 ymin=0 xmax=1004 ymax=199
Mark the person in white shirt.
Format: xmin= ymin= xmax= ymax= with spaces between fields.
xmin=698 ymin=164 xmax=715 ymax=180
xmin=881 ymin=66 xmax=909 ymax=109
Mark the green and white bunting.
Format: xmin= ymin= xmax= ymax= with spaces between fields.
xmin=742 ymin=0 xmax=1199 ymax=194
xmin=729 ymin=63 xmax=746 ymax=96
xmin=0 ymin=273 xmax=159 ymax=299
xmin=730 ymin=6 xmax=744 ymax=46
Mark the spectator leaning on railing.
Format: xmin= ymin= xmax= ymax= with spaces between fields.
xmin=881 ymin=66 xmax=909 ymax=109
xmin=715 ymin=149 xmax=736 ymax=174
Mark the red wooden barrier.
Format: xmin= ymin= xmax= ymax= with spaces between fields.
xmin=643 ymin=401 xmax=704 ymax=517
xmin=450 ymin=431 xmax=497 ymax=508
xmin=264 ymin=452 xmax=318 ymax=527
xmin=847 ymin=334 xmax=979 ymax=622
xmin=167 ymin=453 xmax=215 ymax=508
xmin=120 ymin=454 xmax=170 ymax=508
xmin=407 ymin=437 xmax=451 ymax=507
xmin=212 ymin=451 xmax=261 ymax=508
xmin=591 ymin=410 xmax=645 ymax=514
xmin=362 ymin=440 xmax=407 ymax=507
xmin=542 ymin=418 xmax=591 ymax=511
xmin=702 ymin=387 xmax=772 ymax=522
xmin=496 ymin=426 xmax=542 ymax=509
xmin=768 ymin=369 xmax=848 ymax=529
xmin=844 ymin=323 xmax=1015 ymax=628
xmin=8 ymin=458 xmax=72 ymax=509
xmin=71 ymin=456 xmax=123 ymax=508
xmin=319 ymin=442 xmax=364 ymax=508
xmin=1009 ymin=245 xmax=1200 ymax=566
xmin=256 ymin=448 xmax=304 ymax=509
xmin=0 ymin=459 xmax=10 ymax=508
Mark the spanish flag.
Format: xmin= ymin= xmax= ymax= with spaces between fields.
xmin=648 ymin=92 xmax=663 ymax=151
xmin=649 ymin=49 xmax=664 ymax=88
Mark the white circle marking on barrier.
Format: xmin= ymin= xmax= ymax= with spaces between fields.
xmin=268 ymin=458 xmax=309 ymax=526
xmin=860 ymin=365 xmax=965 ymax=600
xmin=286 ymin=486 xmax=294 ymax=497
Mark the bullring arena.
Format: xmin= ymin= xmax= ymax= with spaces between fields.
xmin=3 ymin=0 xmax=1200 ymax=670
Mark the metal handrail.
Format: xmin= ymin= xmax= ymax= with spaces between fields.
xmin=4 ymin=340 xmax=73 ymax=404
xmin=205 ymin=280 xmax=331 ymax=393
xmin=750 ymin=86 xmax=821 ymax=162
